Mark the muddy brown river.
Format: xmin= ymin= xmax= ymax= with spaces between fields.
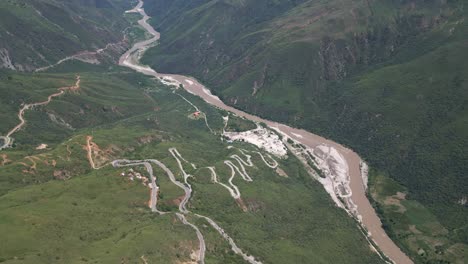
xmin=120 ymin=1 xmax=413 ymax=263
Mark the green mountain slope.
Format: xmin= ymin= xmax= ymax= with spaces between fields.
xmin=141 ymin=0 xmax=468 ymax=262
xmin=0 ymin=0 xmax=133 ymax=71
xmin=0 ymin=64 xmax=384 ymax=263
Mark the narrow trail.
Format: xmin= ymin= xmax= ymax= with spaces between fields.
xmin=86 ymin=136 xmax=98 ymax=170
xmin=34 ymin=39 xmax=127 ymax=73
xmin=0 ymin=76 xmax=80 ymax=150
xmin=85 ymin=136 xmax=110 ymax=170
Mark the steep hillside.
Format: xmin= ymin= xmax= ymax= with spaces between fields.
xmin=0 ymin=63 xmax=385 ymax=263
xmin=141 ymin=0 xmax=468 ymax=262
xmin=0 ymin=0 xmax=134 ymax=71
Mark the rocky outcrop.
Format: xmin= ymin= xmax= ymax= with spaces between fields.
xmin=0 ymin=49 xmax=16 ymax=70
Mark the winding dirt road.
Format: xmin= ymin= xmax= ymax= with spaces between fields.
xmin=0 ymin=76 xmax=80 ymax=150
xmin=119 ymin=1 xmax=412 ymax=263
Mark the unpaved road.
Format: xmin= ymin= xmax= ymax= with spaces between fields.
xmin=0 ymin=76 xmax=80 ymax=150
xmin=35 ymin=38 xmax=127 ymax=72
xmin=119 ymin=1 xmax=412 ymax=263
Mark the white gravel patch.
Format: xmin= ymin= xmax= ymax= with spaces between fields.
xmin=312 ymin=144 xmax=359 ymax=216
xmin=360 ymin=161 xmax=369 ymax=191
xmin=36 ymin=144 xmax=48 ymax=150
xmin=202 ymin=87 xmax=222 ymax=101
xmin=223 ymin=126 xmax=287 ymax=157
xmin=291 ymin=132 xmax=303 ymax=139
xmin=122 ymin=60 xmax=156 ymax=74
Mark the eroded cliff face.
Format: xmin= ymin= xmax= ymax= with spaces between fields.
xmin=0 ymin=49 xmax=16 ymax=71
xmin=318 ymin=13 xmax=445 ymax=81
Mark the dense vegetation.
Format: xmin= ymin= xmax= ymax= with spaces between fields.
xmin=0 ymin=0 xmax=135 ymax=71
xmin=142 ymin=0 xmax=468 ymax=262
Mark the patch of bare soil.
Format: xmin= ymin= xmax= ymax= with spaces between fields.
xmin=171 ymin=195 xmax=186 ymax=207
xmin=0 ymin=154 xmax=11 ymax=166
xmin=140 ymin=255 xmax=149 ymax=264
xmin=137 ymin=134 xmax=162 ymax=145
xmin=17 ymin=154 xmax=57 ymax=174
xmin=25 ymin=156 xmax=39 ymax=171
xmin=36 ymin=143 xmax=48 ymax=150
xmin=85 ymin=136 xmax=119 ymax=169
xmin=175 ymin=240 xmax=197 ymax=264
xmin=275 ymin=167 xmax=288 ymax=177
xmin=409 ymin=225 xmax=422 ymax=235
xmin=383 ymin=191 xmax=407 ymax=213
xmin=53 ymin=169 xmax=72 ymax=180
xmin=235 ymin=198 xmax=249 ymax=212
xmin=66 ymin=144 xmax=73 ymax=161
xmin=245 ymin=198 xmax=265 ymax=212
xmin=446 ymin=243 xmax=467 ymax=260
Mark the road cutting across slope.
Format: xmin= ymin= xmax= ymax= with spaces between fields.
xmin=1 ymin=76 xmax=80 ymax=150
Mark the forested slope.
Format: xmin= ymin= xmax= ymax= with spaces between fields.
xmin=0 ymin=0 xmax=134 ymax=71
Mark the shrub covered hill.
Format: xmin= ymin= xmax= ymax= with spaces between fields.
xmin=142 ymin=0 xmax=468 ymax=262
xmin=0 ymin=0 xmax=133 ymax=71
xmin=0 ymin=68 xmax=386 ymax=263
